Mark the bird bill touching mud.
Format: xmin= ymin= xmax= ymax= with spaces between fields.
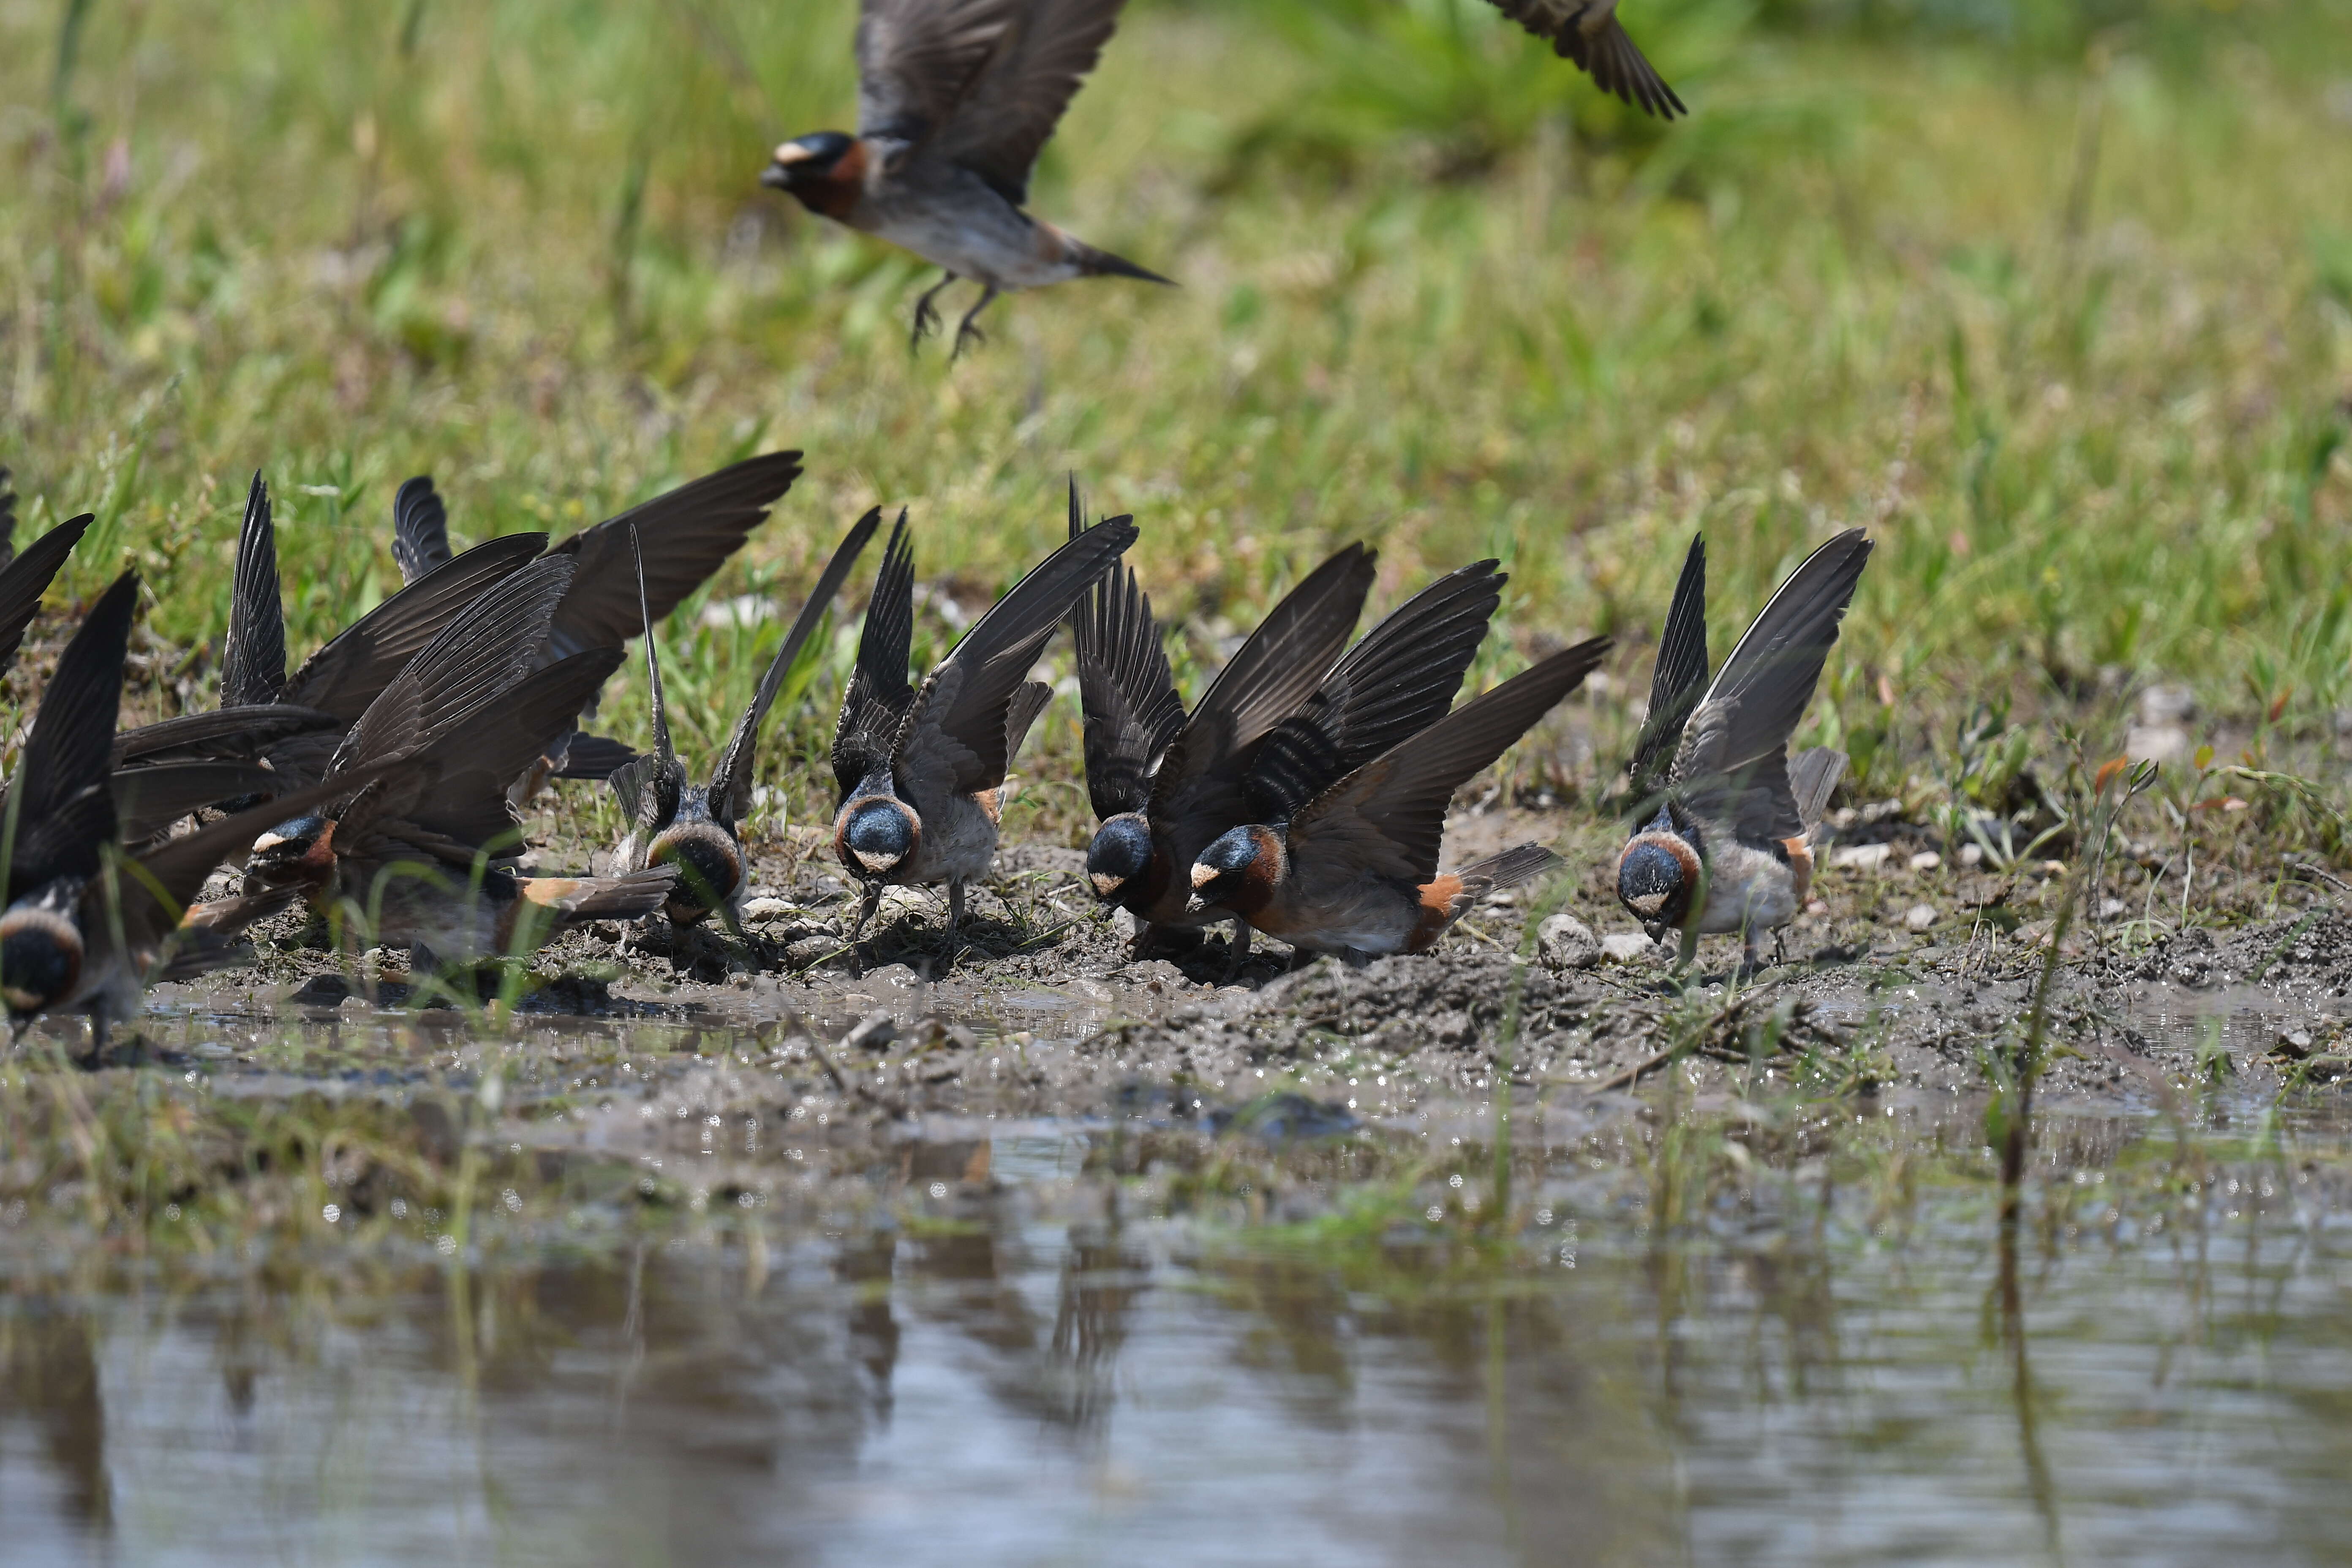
xmin=611 ymin=509 xmax=882 ymax=928
xmin=762 ymin=0 xmax=1170 ymax=357
xmin=1186 ymin=636 xmax=1611 ymax=963
xmin=1614 ymin=529 xmax=1874 ymax=972
xmin=832 ymin=506 xmax=1138 ymax=947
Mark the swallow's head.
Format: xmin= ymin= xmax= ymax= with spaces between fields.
xmin=1616 ymin=828 xmax=1700 ymax=931
xmin=762 ymin=133 xmax=863 ymax=215
xmin=0 ymin=903 xmax=82 ymax=1018
xmin=1187 ymin=825 xmax=1282 ymax=917
xmin=243 ymin=815 xmax=337 ymax=897
xmin=649 ymin=822 xmax=744 ymax=926
xmin=1085 ymin=813 xmax=1155 ymax=905
xmin=835 ymin=795 xmax=918 ymax=881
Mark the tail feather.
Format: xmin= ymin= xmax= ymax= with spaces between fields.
xmin=1788 ymin=746 xmax=1847 ymax=830
xmin=1454 ymin=843 xmax=1563 ymax=897
xmin=525 ymin=866 xmax=675 ymax=921
xmin=1071 ymin=237 xmax=1174 ymax=286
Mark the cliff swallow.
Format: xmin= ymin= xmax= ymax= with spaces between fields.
xmin=1615 ymin=528 xmax=1872 ymax=970
xmin=237 ymin=555 xmax=675 ymax=969
xmin=1186 ymin=637 xmax=1611 ymax=961
xmin=1487 ymin=0 xmax=1684 ymax=119
xmin=833 ymin=507 xmax=1136 ymax=942
xmin=387 ymin=452 xmax=805 ymax=786
xmin=610 ymin=509 xmax=882 ymax=927
xmin=0 ymin=490 xmax=90 ymax=678
xmin=1073 ymin=491 xmax=1510 ymax=966
xmin=0 ymin=574 xmax=376 ymax=1052
xmin=762 ymin=0 xmax=1171 ymax=357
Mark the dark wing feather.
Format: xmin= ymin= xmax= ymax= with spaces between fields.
xmin=1244 ymin=559 xmax=1504 ymax=824
xmin=832 ymin=511 xmax=917 ymax=800
xmin=391 ymin=476 xmax=453 ymax=585
xmin=1626 ymin=532 xmax=1707 ymax=813
xmin=555 ymin=732 xmax=639 ymax=780
xmin=856 ymin=0 xmax=1023 ymax=150
xmin=383 ymin=650 xmax=629 ymax=853
xmin=1485 ymin=0 xmax=1684 ymax=118
xmin=0 ymin=466 xmax=15 ymax=569
xmin=283 ymin=532 xmax=548 ymax=721
xmin=4 ymin=573 xmax=138 ymax=894
xmin=0 ymin=513 xmax=91 ymax=677
xmin=541 ymin=451 xmax=803 ymax=664
xmin=111 ymin=760 xmax=282 ymax=844
xmin=220 ymin=473 xmax=287 ymax=708
xmin=895 ymin=514 xmax=1135 ymax=798
xmin=709 ymin=506 xmax=883 ymax=830
xmin=111 ymin=705 xmax=343 ymax=768
xmin=328 ymin=554 xmax=575 ymax=782
xmin=1671 ymin=530 xmax=1871 ymax=838
xmin=1147 ymin=543 xmax=1375 ymax=822
xmin=1068 ymin=481 xmax=1180 ymax=821
xmin=925 ymin=0 xmax=1130 ymax=205
xmin=607 ymin=526 xmax=685 ymax=840
xmin=1288 ymin=638 xmax=1609 ymax=887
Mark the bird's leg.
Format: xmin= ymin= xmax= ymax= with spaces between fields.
xmin=1220 ymin=919 xmax=1252 ymax=982
xmin=911 ymin=270 xmax=957 ymax=351
xmin=847 ymin=883 xmax=882 ymax=945
xmin=950 ymin=285 xmax=1000 ymax=361
xmin=1772 ymin=927 xmax=1788 ymax=969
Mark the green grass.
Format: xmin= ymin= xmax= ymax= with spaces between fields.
xmin=3 ymin=0 xmax=2350 ymax=860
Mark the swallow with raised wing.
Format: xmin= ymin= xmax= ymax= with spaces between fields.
xmin=1187 ymin=637 xmax=1610 ymax=962
xmin=610 ymin=509 xmax=882 ymax=927
xmin=237 ymin=555 xmax=675 ymax=969
xmin=1074 ymin=493 xmax=1511 ymax=965
xmin=1614 ymin=529 xmax=1872 ymax=970
xmin=386 ymin=451 xmax=806 ymax=784
xmin=0 ymin=574 xmax=374 ymax=1052
xmin=762 ymin=0 xmax=1170 ymax=357
xmin=833 ymin=507 xmax=1136 ymax=941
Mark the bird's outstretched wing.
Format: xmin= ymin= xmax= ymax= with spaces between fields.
xmin=284 ymin=532 xmax=550 ymax=723
xmin=1286 ymin=638 xmax=1609 ymax=888
xmin=1671 ymin=529 xmax=1871 ymax=841
xmin=833 ymin=510 xmax=919 ymax=800
xmin=924 ymin=0 xmax=1130 ymax=205
xmin=391 ymin=476 xmax=453 ymax=585
xmin=895 ymin=512 xmax=1135 ymax=800
xmin=1484 ymin=0 xmax=1684 ymax=119
xmin=709 ymin=507 xmax=883 ymax=830
xmin=1067 ymin=480 xmax=1180 ymax=821
xmin=1625 ymin=532 xmax=1707 ymax=814
xmin=5 ymin=572 xmax=139 ymax=897
xmin=0 ymin=512 xmax=91 ymax=677
xmin=221 ymin=473 xmax=287 ymax=708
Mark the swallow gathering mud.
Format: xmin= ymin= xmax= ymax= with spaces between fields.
xmin=0 ymin=449 xmax=1866 ymax=1058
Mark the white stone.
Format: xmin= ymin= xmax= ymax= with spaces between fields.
xmin=741 ymin=897 xmax=796 ymax=922
xmin=1536 ymin=915 xmax=1601 ymax=970
xmin=1903 ymin=904 xmax=1938 ymax=931
xmin=2126 ymin=724 xmax=2190 ymax=766
xmin=1832 ymin=843 xmax=1893 ymax=871
xmin=1908 ymin=851 xmax=1941 ymax=872
xmin=1600 ymin=932 xmax=1660 ymax=964
xmin=1958 ymin=844 xmax=1984 ymax=867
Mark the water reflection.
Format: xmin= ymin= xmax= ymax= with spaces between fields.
xmin=4 ymin=1119 xmax=2352 ymax=1564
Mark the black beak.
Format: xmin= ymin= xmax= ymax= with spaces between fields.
xmin=760 ymin=162 xmax=793 ymax=190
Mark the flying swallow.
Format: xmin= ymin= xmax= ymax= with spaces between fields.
xmin=1073 ymin=493 xmax=1510 ymax=966
xmin=1486 ymin=0 xmax=1684 ymax=120
xmin=762 ymin=0 xmax=1171 ymax=357
xmin=610 ymin=509 xmax=882 ymax=927
xmin=387 ymin=451 xmax=806 ymax=785
xmin=832 ymin=507 xmax=1136 ymax=942
xmin=1186 ymin=637 xmax=1611 ymax=962
xmin=0 ymin=574 xmax=378 ymax=1052
xmin=1614 ymin=529 xmax=1872 ymax=970
xmin=237 ymin=555 xmax=675 ymax=969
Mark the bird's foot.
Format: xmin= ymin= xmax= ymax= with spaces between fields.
xmin=949 ymin=318 xmax=988 ymax=361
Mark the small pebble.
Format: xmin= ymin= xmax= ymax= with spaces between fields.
xmin=1908 ymin=851 xmax=1941 ymax=872
xmin=741 ymin=897 xmax=795 ymax=921
xmin=1958 ymin=844 xmax=1984 ymax=867
xmin=1833 ymin=844 xmax=1892 ymax=871
xmin=1903 ymin=904 xmax=1938 ymax=931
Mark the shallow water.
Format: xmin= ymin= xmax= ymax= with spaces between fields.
xmin=7 ymin=992 xmax=2352 ymax=1565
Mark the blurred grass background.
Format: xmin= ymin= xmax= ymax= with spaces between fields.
xmin=2 ymin=0 xmax=2350 ymax=847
